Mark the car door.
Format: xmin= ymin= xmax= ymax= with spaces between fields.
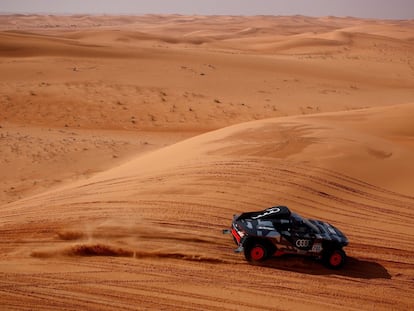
xmin=290 ymin=218 xmax=315 ymax=251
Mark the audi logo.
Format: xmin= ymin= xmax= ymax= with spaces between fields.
xmin=295 ymin=239 xmax=310 ymax=248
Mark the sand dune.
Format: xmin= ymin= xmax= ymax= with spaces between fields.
xmin=0 ymin=31 xmax=132 ymax=58
xmin=2 ymin=104 xmax=414 ymax=310
xmin=0 ymin=14 xmax=414 ymax=310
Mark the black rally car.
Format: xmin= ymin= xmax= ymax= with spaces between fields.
xmin=224 ymin=206 xmax=349 ymax=269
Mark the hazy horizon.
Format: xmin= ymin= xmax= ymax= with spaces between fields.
xmin=0 ymin=0 xmax=413 ymax=20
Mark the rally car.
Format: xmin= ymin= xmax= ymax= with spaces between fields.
xmin=223 ymin=206 xmax=349 ymax=269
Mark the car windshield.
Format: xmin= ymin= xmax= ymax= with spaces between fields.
xmin=291 ymin=213 xmax=320 ymax=234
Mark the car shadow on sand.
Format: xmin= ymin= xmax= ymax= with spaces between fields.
xmin=259 ymin=255 xmax=391 ymax=279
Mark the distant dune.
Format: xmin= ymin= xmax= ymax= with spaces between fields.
xmin=0 ymin=14 xmax=413 ymax=310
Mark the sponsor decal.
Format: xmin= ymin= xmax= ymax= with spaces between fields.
xmin=252 ymin=207 xmax=281 ymax=219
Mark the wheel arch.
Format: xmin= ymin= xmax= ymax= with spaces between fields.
xmin=243 ymin=237 xmax=277 ymax=262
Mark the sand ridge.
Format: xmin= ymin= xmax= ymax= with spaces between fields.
xmin=0 ymin=14 xmax=414 ymax=310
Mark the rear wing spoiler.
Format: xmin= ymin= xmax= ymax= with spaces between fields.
xmin=236 ymin=206 xmax=291 ymax=220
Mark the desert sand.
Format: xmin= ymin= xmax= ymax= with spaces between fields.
xmin=0 ymin=14 xmax=413 ymax=310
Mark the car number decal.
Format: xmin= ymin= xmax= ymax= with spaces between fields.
xmin=311 ymin=243 xmax=322 ymax=252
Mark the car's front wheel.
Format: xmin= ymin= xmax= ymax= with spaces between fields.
xmin=244 ymin=240 xmax=271 ymax=263
xmin=323 ymin=248 xmax=346 ymax=269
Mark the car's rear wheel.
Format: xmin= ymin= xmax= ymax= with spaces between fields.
xmin=244 ymin=240 xmax=271 ymax=263
xmin=323 ymin=248 xmax=346 ymax=269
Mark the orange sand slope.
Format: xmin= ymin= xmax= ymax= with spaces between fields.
xmin=1 ymin=15 xmax=413 ymax=205
xmin=0 ymin=15 xmax=414 ymax=310
xmin=1 ymin=103 xmax=414 ymax=310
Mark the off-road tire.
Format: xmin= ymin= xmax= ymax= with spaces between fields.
xmin=244 ymin=239 xmax=273 ymax=263
xmin=323 ymin=248 xmax=346 ymax=269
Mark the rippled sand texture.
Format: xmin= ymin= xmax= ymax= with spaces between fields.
xmin=0 ymin=15 xmax=413 ymax=310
